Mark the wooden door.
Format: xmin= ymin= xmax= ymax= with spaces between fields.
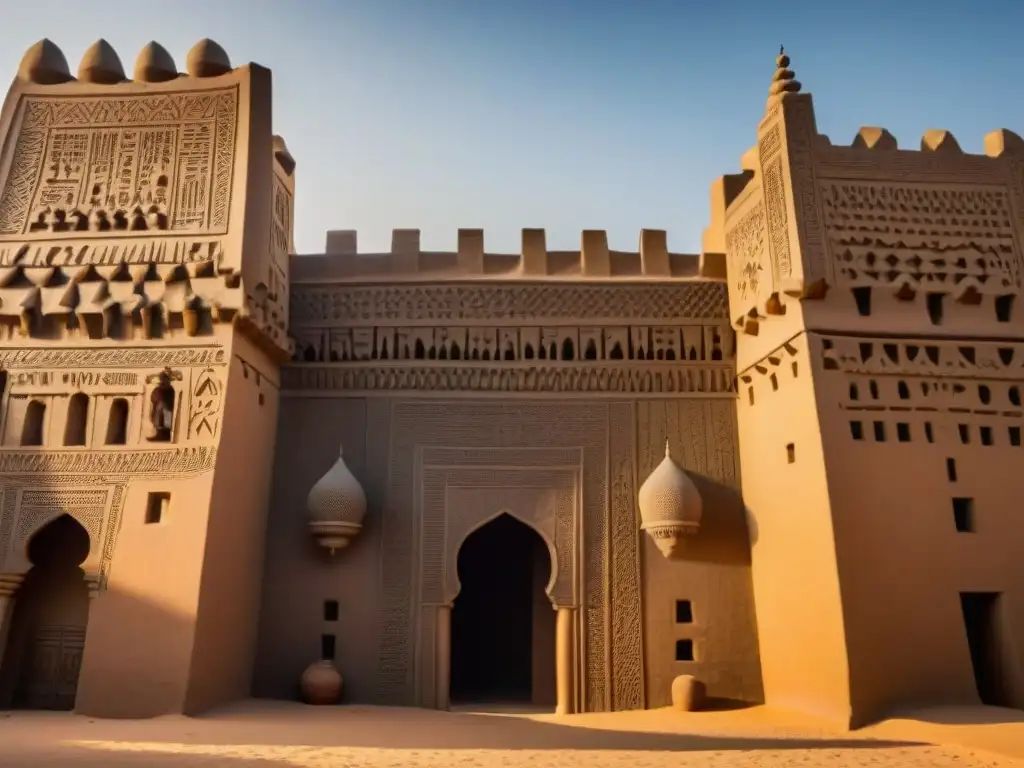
xmin=22 ymin=626 xmax=85 ymax=710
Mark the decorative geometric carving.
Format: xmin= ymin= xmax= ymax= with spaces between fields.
xmin=281 ymin=363 xmax=735 ymax=396
xmin=762 ymin=157 xmax=792 ymax=283
xmin=0 ymin=88 xmax=239 ymax=237
xmin=0 ymin=446 xmax=216 ymax=475
xmin=290 ymin=283 xmax=728 ymax=326
xmin=821 ymin=181 xmax=1021 ymax=293
xmin=0 ymin=345 xmax=226 ymax=369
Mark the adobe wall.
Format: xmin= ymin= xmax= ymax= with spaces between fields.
xmin=714 ymin=51 xmax=1024 ymax=725
xmin=0 ymin=38 xmax=291 ymax=717
xmin=255 ymin=254 xmax=762 ymax=711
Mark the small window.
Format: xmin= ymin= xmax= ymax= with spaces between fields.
xmin=145 ymin=492 xmax=170 ymax=524
xmin=747 ymin=387 xmax=754 ymax=406
xmin=21 ymin=400 xmax=46 ymax=446
xmin=958 ymin=424 xmax=970 ymax=444
xmin=952 ymin=498 xmax=975 ymax=533
xmin=896 ymin=423 xmax=911 ymax=442
xmin=980 ymin=426 xmax=993 ymax=446
xmin=64 ymin=392 xmax=89 ymax=446
xmin=321 ymin=633 xmax=337 ymax=660
xmin=786 ymin=443 xmax=795 ymax=463
xmin=675 ymin=639 xmax=694 ymax=662
xmin=925 ymin=422 xmax=935 ymax=443
xmin=873 ymin=421 xmax=886 ymax=442
xmin=106 ymin=398 xmax=129 ymax=445
xmin=850 ymin=421 xmax=864 ymax=440
xmin=946 ymin=458 xmax=957 ymax=482
xmin=770 ymin=373 xmax=778 ymax=391
xmin=1010 ymin=426 xmax=1021 ymax=447
xmin=323 ymin=600 xmax=339 ymax=622
xmin=675 ymin=600 xmax=693 ymax=624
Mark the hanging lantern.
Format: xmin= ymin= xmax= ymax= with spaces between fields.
xmin=638 ymin=441 xmax=703 ymax=558
xmin=306 ymin=442 xmax=367 ymax=554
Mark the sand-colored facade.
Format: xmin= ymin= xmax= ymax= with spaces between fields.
xmin=0 ymin=40 xmax=1019 ymax=729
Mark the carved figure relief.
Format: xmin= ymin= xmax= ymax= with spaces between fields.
xmin=146 ymin=368 xmax=178 ymax=442
xmin=187 ymin=367 xmax=221 ymax=439
xmin=0 ymin=88 xmax=239 ymax=238
xmin=726 ymin=206 xmax=768 ymax=301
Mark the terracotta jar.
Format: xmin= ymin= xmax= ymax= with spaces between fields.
xmin=300 ymin=660 xmax=343 ymax=705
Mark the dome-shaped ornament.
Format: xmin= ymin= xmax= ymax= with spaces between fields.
xmin=638 ymin=441 xmax=703 ymax=558
xmin=306 ymin=442 xmax=367 ymax=554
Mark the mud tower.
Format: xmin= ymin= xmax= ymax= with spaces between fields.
xmin=704 ymin=50 xmax=1024 ymax=725
xmin=0 ymin=38 xmax=293 ymax=716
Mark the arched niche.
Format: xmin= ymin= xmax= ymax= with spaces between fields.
xmin=449 ymin=507 xmax=559 ymax=608
xmin=4 ymin=491 xmax=107 ymax=581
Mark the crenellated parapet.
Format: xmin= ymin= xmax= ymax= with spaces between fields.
xmin=707 ymin=48 xmax=1024 ymax=345
xmin=299 ymin=228 xmax=725 ymax=281
xmin=0 ymin=38 xmax=296 ymax=360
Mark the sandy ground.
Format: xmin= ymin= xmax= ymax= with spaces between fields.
xmin=0 ymin=700 xmax=1022 ymax=767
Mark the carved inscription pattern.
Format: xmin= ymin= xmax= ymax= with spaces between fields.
xmin=784 ymin=97 xmax=828 ymax=285
xmin=290 ymin=283 xmax=728 ymax=325
xmin=0 ymin=346 xmax=226 ymax=369
xmin=607 ymin=402 xmax=643 ymax=710
xmin=0 ymin=88 xmax=239 ymax=237
xmin=188 ymin=368 xmax=222 ymax=439
xmin=0 ymin=489 xmax=18 ymax=577
xmin=282 ymin=364 xmax=734 ymax=396
xmin=0 ymin=446 xmax=217 ymax=475
xmin=820 ymin=181 xmax=1021 ymax=293
xmin=725 ymin=206 xmax=767 ymax=302
xmin=762 ymin=158 xmax=792 ymax=282
xmin=378 ymin=402 xmax=624 ymax=712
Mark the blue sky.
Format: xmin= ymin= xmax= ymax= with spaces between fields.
xmin=2 ymin=0 xmax=1023 ymax=255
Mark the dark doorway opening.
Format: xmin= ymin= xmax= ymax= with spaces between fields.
xmin=960 ymin=592 xmax=1009 ymax=707
xmin=450 ymin=513 xmax=554 ymax=706
xmin=0 ymin=515 xmax=91 ymax=711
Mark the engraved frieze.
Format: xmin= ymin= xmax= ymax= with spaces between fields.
xmin=820 ymin=181 xmax=1022 ymax=294
xmin=0 ymin=88 xmax=239 ymax=238
xmin=289 ymin=283 xmax=728 ymax=326
xmin=819 ymin=335 xmax=1024 ymax=380
xmin=0 ymin=445 xmax=217 ymax=475
xmin=0 ymin=345 xmax=226 ymax=369
xmin=280 ymin=362 xmax=736 ymax=396
xmin=6 ymin=369 xmax=141 ymax=393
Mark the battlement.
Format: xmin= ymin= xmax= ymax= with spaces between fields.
xmin=293 ymin=229 xmax=728 ymax=283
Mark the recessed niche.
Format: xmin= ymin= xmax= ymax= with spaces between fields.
xmin=675 ymin=639 xmax=695 ymax=662
xmin=323 ymin=600 xmax=339 ymax=622
xmin=786 ymin=443 xmax=796 ymax=463
xmin=896 ymin=423 xmax=911 ymax=442
xmin=675 ymin=600 xmax=693 ymax=624
xmin=980 ymin=426 xmax=993 ymax=446
xmin=952 ymin=498 xmax=975 ymax=533
xmin=873 ymin=421 xmax=886 ymax=442
xmin=946 ymin=458 xmax=957 ymax=482
xmin=850 ymin=421 xmax=864 ymax=440
xmin=1010 ymin=426 xmax=1021 ymax=447
xmin=145 ymin=492 xmax=170 ymax=524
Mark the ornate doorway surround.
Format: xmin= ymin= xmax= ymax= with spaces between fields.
xmin=413 ymin=446 xmax=582 ymax=714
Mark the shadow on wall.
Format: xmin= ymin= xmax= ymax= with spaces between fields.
xmin=685 ymin=474 xmax=753 ymax=564
xmin=0 ymin=702 xmax=932 ymax=764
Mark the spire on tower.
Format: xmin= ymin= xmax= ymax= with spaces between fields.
xmin=767 ymin=46 xmax=802 ymax=107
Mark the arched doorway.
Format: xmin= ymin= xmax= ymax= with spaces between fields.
xmin=0 ymin=515 xmax=91 ymax=710
xmin=450 ymin=513 xmax=556 ymax=707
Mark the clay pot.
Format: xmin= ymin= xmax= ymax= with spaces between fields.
xmin=671 ymin=674 xmax=706 ymax=712
xmin=300 ymin=660 xmax=343 ymax=705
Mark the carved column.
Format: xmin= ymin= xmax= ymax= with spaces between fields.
xmin=435 ymin=604 xmax=452 ymax=710
xmin=555 ymin=606 xmax=576 ymax=715
xmin=0 ymin=574 xmax=25 ymax=666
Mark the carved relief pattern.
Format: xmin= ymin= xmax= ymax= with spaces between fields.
xmin=282 ymin=363 xmax=734 ymax=396
xmin=379 ymin=402 xmax=614 ymax=711
xmin=725 ymin=206 xmax=767 ymax=302
xmin=820 ymin=181 xmax=1021 ymax=293
xmin=784 ymin=97 xmax=828 ymax=285
xmin=290 ymin=283 xmax=727 ymax=326
xmin=0 ymin=446 xmax=217 ymax=475
xmin=0 ymin=489 xmax=18 ymax=576
xmin=762 ymin=157 xmax=792 ymax=282
xmin=0 ymin=346 xmax=226 ymax=369
xmin=14 ymin=489 xmax=107 ymax=548
xmin=0 ymin=88 xmax=239 ymax=237
xmin=819 ymin=336 xmax=1024 ymax=380
xmin=607 ymin=402 xmax=644 ymax=710
xmin=187 ymin=368 xmax=222 ymax=439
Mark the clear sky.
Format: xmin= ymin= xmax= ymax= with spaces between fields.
xmin=2 ymin=0 xmax=1023 ymax=255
